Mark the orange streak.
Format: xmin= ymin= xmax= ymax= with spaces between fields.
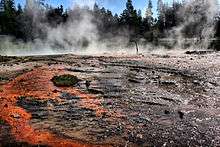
xmin=0 ymin=66 xmax=110 ymax=147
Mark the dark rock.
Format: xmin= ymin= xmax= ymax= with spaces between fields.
xmin=185 ymin=50 xmax=215 ymax=55
xmin=160 ymin=80 xmax=177 ymax=86
xmin=52 ymin=89 xmax=59 ymax=93
xmin=152 ymin=75 xmax=161 ymax=80
xmin=88 ymin=89 xmax=104 ymax=95
xmin=68 ymin=68 xmax=85 ymax=73
xmin=0 ymin=56 xmax=10 ymax=62
xmin=192 ymin=80 xmax=202 ymax=85
xmin=164 ymin=110 xmax=170 ymax=115
xmin=178 ymin=111 xmax=184 ymax=119
xmin=161 ymin=55 xmax=170 ymax=58
xmin=4 ymin=104 xmax=8 ymax=108
xmin=128 ymin=79 xmax=141 ymax=83
xmin=130 ymin=68 xmax=140 ymax=72
xmin=85 ymin=80 xmax=91 ymax=90
xmin=0 ymin=76 xmax=9 ymax=82
xmin=60 ymin=92 xmax=80 ymax=100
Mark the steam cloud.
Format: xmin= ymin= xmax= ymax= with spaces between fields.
xmin=171 ymin=0 xmax=219 ymax=50
xmin=0 ymin=0 xmax=219 ymax=56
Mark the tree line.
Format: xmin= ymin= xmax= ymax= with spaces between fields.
xmin=0 ymin=0 xmax=219 ymax=49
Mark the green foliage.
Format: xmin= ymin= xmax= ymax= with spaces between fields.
xmin=0 ymin=76 xmax=9 ymax=81
xmin=18 ymin=95 xmax=26 ymax=100
xmin=0 ymin=0 xmax=219 ymax=48
xmin=52 ymin=74 xmax=81 ymax=87
xmin=0 ymin=118 xmax=5 ymax=124
xmin=47 ymin=5 xmax=64 ymax=27
xmin=119 ymin=0 xmax=142 ymax=38
xmin=0 ymin=0 xmax=24 ymax=38
xmin=1 ymin=0 xmax=16 ymax=33
xmin=16 ymin=4 xmax=22 ymax=15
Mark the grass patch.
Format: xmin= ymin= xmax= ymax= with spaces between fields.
xmin=0 ymin=119 xmax=5 ymax=124
xmin=0 ymin=76 xmax=9 ymax=81
xmin=18 ymin=96 xmax=27 ymax=100
xmin=19 ymin=96 xmax=26 ymax=99
xmin=52 ymin=74 xmax=81 ymax=87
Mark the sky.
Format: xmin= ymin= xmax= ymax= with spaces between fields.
xmin=15 ymin=0 xmax=220 ymax=17
xmin=14 ymin=0 xmax=175 ymax=16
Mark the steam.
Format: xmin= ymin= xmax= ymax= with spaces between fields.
xmin=171 ymin=0 xmax=219 ymax=49
xmin=0 ymin=0 xmax=134 ymax=56
xmin=0 ymin=0 xmax=219 ymax=56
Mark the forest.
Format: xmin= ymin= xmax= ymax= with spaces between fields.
xmin=0 ymin=0 xmax=220 ymax=50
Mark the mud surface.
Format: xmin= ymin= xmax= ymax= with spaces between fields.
xmin=0 ymin=53 xmax=220 ymax=147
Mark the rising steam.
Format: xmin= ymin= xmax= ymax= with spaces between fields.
xmin=171 ymin=0 xmax=219 ymax=49
xmin=0 ymin=0 xmax=219 ymax=56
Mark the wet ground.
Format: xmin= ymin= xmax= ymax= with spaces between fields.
xmin=0 ymin=52 xmax=220 ymax=147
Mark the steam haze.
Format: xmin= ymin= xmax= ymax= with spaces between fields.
xmin=0 ymin=0 xmax=219 ymax=56
xmin=171 ymin=0 xmax=219 ymax=49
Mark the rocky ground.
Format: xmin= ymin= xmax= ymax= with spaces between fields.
xmin=0 ymin=51 xmax=219 ymax=147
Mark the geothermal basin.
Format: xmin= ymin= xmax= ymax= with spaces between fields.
xmin=0 ymin=52 xmax=220 ymax=147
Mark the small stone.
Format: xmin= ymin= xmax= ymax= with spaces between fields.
xmin=4 ymin=104 xmax=8 ymax=108
xmin=106 ymin=100 xmax=113 ymax=105
xmin=160 ymin=80 xmax=177 ymax=86
xmin=137 ymin=134 xmax=143 ymax=139
xmin=76 ymin=64 xmax=81 ymax=67
xmin=52 ymin=89 xmax=59 ymax=93
xmin=178 ymin=111 xmax=184 ymax=119
xmin=11 ymin=113 xmax=21 ymax=119
xmin=164 ymin=110 xmax=170 ymax=115
xmin=128 ymin=79 xmax=140 ymax=83
xmin=85 ymin=80 xmax=91 ymax=90
xmin=46 ymin=101 xmax=55 ymax=111
xmin=193 ymin=80 xmax=201 ymax=85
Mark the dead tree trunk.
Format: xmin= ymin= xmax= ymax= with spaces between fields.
xmin=131 ymin=40 xmax=139 ymax=55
